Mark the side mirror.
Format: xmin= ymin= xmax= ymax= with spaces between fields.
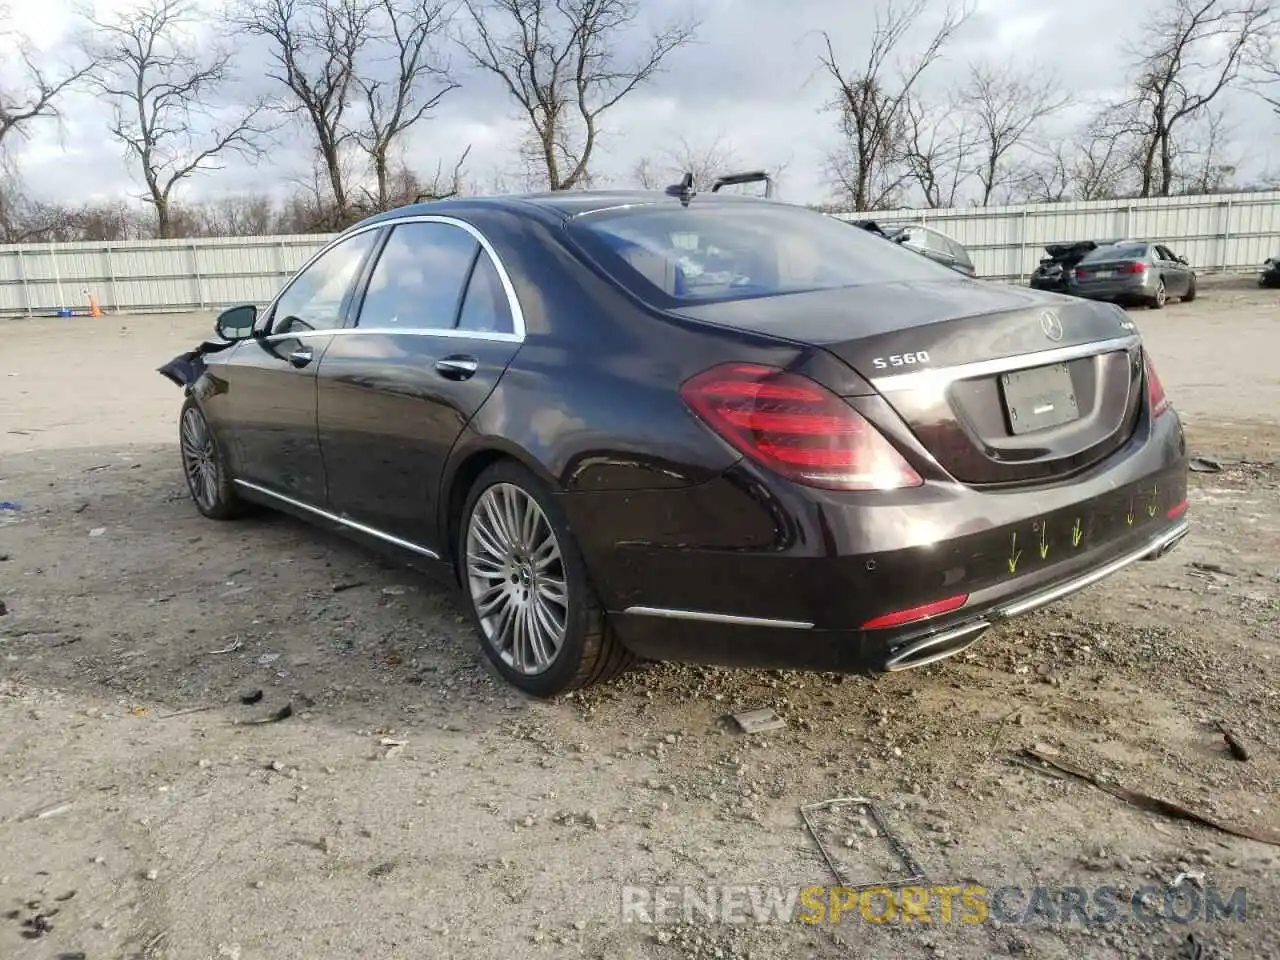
xmin=1177 ymin=255 xmax=1188 ymax=265
xmin=215 ymin=305 xmax=257 ymax=341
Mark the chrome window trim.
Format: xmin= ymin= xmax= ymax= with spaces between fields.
xmin=870 ymin=334 xmax=1139 ymax=393
xmin=258 ymin=214 xmax=527 ymax=343
xmin=263 ymin=326 xmax=522 ymax=344
xmin=233 ymin=479 xmax=441 ymax=560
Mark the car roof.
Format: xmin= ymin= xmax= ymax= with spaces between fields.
xmin=349 ymin=189 xmax=776 ymax=231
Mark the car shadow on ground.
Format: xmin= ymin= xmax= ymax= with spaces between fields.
xmin=0 ymin=441 xmax=576 ymax=735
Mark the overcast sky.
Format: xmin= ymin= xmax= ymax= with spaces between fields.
xmin=3 ymin=0 xmax=1278 ymax=208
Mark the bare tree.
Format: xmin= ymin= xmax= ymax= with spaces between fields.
xmin=460 ymin=0 xmax=699 ymax=190
xmin=965 ymin=59 xmax=1068 ymax=205
xmin=355 ymin=0 xmax=463 ymax=210
xmin=241 ymin=0 xmax=375 ymax=219
xmin=1067 ymin=111 xmax=1140 ymax=200
xmin=1171 ymin=107 xmax=1239 ymax=194
xmin=1006 ymin=143 xmax=1072 ymax=204
xmin=1124 ymin=0 xmax=1270 ymax=198
xmin=353 ymin=147 xmax=474 ymax=213
xmin=0 ymin=9 xmax=95 ymax=155
xmin=818 ymin=0 xmax=972 ymax=212
xmin=633 ymin=133 xmax=742 ymax=190
xmin=88 ymin=0 xmax=267 ymax=238
xmin=899 ymin=92 xmax=973 ymax=208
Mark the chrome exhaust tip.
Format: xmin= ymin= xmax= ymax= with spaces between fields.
xmin=884 ymin=620 xmax=990 ymax=672
xmin=1141 ymin=523 xmax=1189 ymax=561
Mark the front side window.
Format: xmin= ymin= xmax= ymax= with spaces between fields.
xmin=569 ymin=204 xmax=954 ymax=306
xmin=357 ymin=221 xmax=479 ymax=330
xmin=272 ymin=230 xmax=379 ymax=332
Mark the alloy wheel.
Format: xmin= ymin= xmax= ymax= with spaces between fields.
xmin=465 ymin=482 xmax=569 ymax=675
xmin=1155 ymin=282 xmax=1166 ymax=307
xmin=180 ymin=406 xmax=219 ymax=512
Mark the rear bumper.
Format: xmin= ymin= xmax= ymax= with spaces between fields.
xmin=605 ymin=513 xmax=1188 ymax=674
xmin=1069 ymin=277 xmax=1155 ymax=301
xmin=1029 ymin=275 xmax=1067 ymax=292
xmin=563 ymin=407 xmax=1189 ymax=674
xmin=878 ymin=517 xmax=1187 ymax=670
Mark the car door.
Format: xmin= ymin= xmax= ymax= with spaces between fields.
xmin=1154 ymin=244 xmax=1188 ymax=296
xmin=229 ymin=228 xmax=382 ymax=505
xmin=315 ymin=217 xmax=524 ymax=552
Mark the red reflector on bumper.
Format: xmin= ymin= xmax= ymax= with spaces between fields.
xmin=1167 ymin=499 xmax=1189 ymax=519
xmin=862 ymin=594 xmax=969 ymax=630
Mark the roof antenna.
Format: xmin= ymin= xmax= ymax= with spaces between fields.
xmin=664 ymin=172 xmax=696 ymax=207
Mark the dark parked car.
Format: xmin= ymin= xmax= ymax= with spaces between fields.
xmin=162 ymin=190 xmax=1190 ymax=697
xmin=1068 ymin=241 xmax=1197 ymax=308
xmin=1260 ymin=256 xmax=1280 ymax=287
xmin=850 ymin=219 xmax=978 ymax=277
xmin=1030 ymin=240 xmax=1121 ymax=293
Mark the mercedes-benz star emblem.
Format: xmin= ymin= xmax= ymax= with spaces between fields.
xmin=1040 ymin=310 xmax=1064 ymax=342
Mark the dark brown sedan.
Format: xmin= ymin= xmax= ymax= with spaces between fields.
xmin=163 ymin=190 xmax=1190 ymax=696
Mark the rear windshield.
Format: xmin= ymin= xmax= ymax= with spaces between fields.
xmin=1082 ymin=243 xmax=1148 ymax=262
xmin=566 ymin=204 xmax=959 ymax=305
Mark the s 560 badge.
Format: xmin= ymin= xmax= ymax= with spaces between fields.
xmin=872 ymin=351 xmax=931 ymax=370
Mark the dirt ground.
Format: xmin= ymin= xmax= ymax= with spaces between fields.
xmin=1 ymin=275 xmax=1278 ymax=960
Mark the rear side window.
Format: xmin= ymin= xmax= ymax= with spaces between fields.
xmin=568 ymin=204 xmax=954 ymax=306
xmin=456 ymin=253 xmax=515 ymax=334
xmin=357 ymin=221 xmax=478 ymax=330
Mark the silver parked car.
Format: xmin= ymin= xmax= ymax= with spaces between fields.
xmin=1067 ymin=241 xmax=1197 ymax=309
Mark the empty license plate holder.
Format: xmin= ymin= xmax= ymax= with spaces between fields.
xmin=1001 ymin=362 xmax=1079 ymax=435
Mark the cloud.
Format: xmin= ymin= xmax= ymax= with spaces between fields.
xmin=5 ymin=0 xmax=1279 ymax=210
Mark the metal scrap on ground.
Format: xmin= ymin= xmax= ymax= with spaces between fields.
xmin=800 ymin=797 xmax=927 ymax=890
xmin=1020 ymin=747 xmax=1280 ymax=846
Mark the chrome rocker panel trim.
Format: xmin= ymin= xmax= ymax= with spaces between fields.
xmin=233 ymin=479 xmax=441 ymax=560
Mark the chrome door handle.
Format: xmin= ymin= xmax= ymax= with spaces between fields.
xmin=290 ymin=347 xmax=313 ymax=368
xmin=435 ymin=356 xmax=478 ymax=381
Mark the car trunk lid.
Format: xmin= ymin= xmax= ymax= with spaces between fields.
xmin=1073 ymin=258 xmax=1147 ymax=283
xmin=671 ymin=280 xmax=1145 ymax=486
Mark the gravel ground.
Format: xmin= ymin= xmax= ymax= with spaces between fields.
xmin=1 ymin=275 xmax=1278 ymax=960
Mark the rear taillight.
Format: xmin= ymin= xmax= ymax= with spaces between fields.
xmin=1123 ymin=261 xmax=1147 ymax=274
xmin=679 ymin=363 xmax=923 ymax=491
xmin=1144 ymin=350 xmax=1169 ymax=418
xmin=1073 ymin=268 xmax=1086 ymax=280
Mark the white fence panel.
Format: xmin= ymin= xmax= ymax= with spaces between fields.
xmin=0 ymin=234 xmax=330 ymax=316
xmin=848 ymin=191 xmax=1280 ymax=280
xmin=2 ymin=191 xmax=1279 ymax=316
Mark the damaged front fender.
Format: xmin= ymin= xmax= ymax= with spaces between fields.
xmin=157 ymin=338 xmax=238 ymax=388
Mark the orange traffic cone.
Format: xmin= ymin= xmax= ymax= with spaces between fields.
xmin=87 ymin=293 xmax=102 ymax=318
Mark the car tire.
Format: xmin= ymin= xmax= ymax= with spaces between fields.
xmin=1184 ymin=276 xmax=1197 ymax=302
xmin=458 ymin=459 xmax=635 ymax=697
xmin=1148 ymin=281 xmax=1167 ymax=310
xmin=179 ymin=398 xmax=245 ymax=521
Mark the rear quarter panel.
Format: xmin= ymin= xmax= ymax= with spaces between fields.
xmin=450 ymin=211 xmax=849 ymax=493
